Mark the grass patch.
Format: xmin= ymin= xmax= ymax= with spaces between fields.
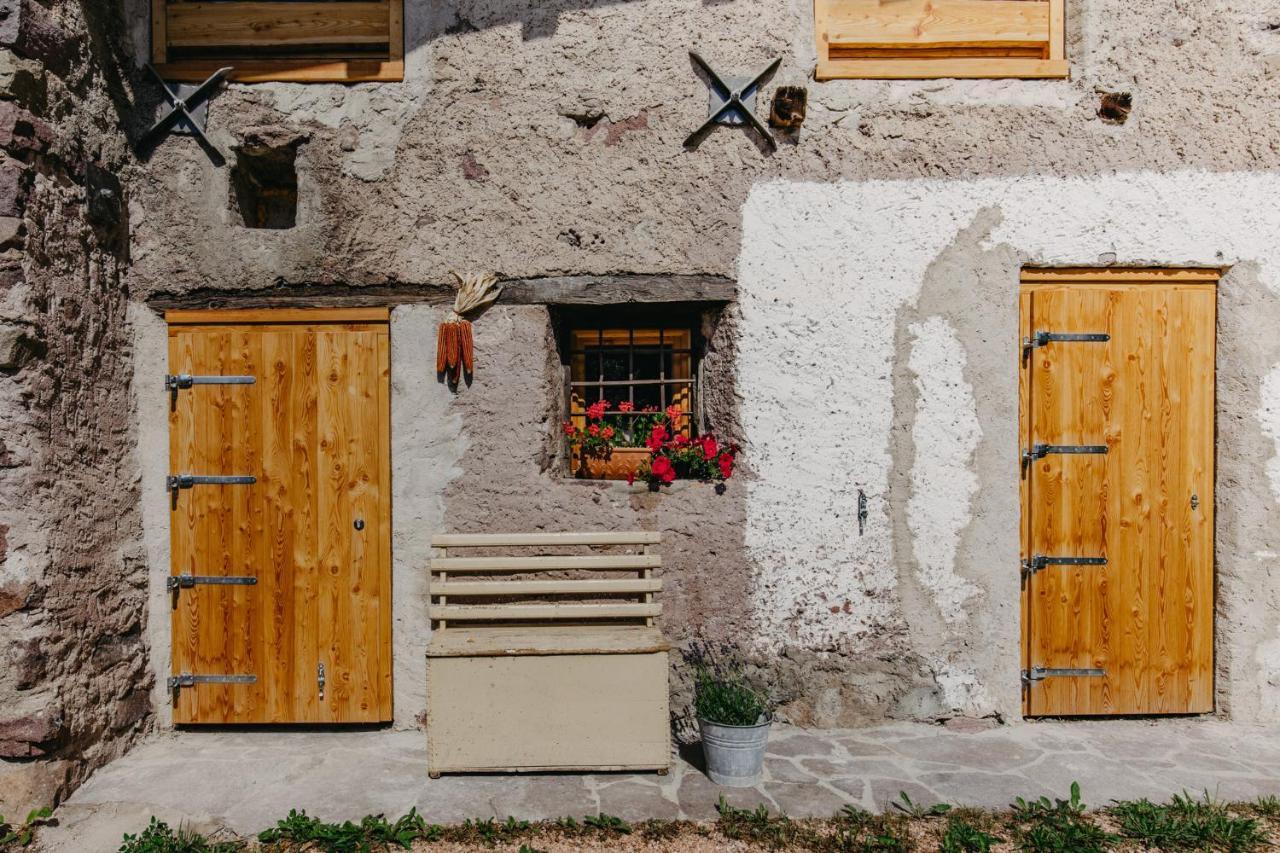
xmin=256 ymin=808 xmax=440 ymax=849
xmin=1109 ymin=791 xmax=1267 ymax=851
xmin=1010 ymin=782 xmax=1116 ymax=853
xmin=939 ymin=813 xmax=1003 ymax=853
xmin=715 ymin=796 xmax=807 ymax=848
xmin=118 ymin=817 xmax=239 ymax=853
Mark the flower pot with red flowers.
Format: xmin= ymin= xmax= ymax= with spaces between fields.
xmin=563 ymin=401 xmax=738 ymax=487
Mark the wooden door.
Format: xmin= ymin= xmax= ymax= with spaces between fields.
xmin=1020 ymin=269 xmax=1216 ymax=716
xmin=167 ymin=308 xmax=392 ymax=724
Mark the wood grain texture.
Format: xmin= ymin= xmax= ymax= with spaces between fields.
xmin=167 ymin=2 xmax=390 ymax=49
xmin=814 ymin=0 xmax=1067 ymax=79
xmin=432 ymin=532 xmax=662 ymax=547
xmin=824 ymin=0 xmax=1051 ymax=49
xmin=166 ymin=307 xmax=389 ymax=326
xmin=169 ymin=319 xmax=391 ymax=724
xmin=1021 ymin=271 xmax=1216 ymax=716
xmin=153 ymin=58 xmax=404 ymax=84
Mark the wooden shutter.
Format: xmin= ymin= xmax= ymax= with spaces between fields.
xmin=152 ymin=0 xmax=404 ymax=83
xmin=814 ymin=0 xmax=1067 ymax=80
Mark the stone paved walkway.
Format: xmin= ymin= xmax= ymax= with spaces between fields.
xmin=41 ymin=719 xmax=1280 ymax=851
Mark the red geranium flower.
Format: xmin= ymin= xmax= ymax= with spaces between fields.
xmin=718 ymin=452 xmax=734 ymax=479
xmin=646 ymin=424 xmax=669 ymax=450
xmin=588 ymin=424 xmax=600 ymax=436
xmin=586 ymin=400 xmax=608 ymax=420
xmin=665 ymin=404 xmax=682 ymax=423
xmin=650 ymin=455 xmax=676 ymax=484
xmin=673 ymin=434 xmax=691 ymax=447
xmin=602 ymin=426 xmax=614 ymax=440
xmin=699 ymin=435 xmax=719 ymax=460
xmin=562 ymin=421 xmax=576 ymax=437
xmin=618 ymin=401 xmax=634 ymax=413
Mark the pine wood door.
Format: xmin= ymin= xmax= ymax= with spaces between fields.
xmin=1020 ymin=270 xmax=1216 ymax=716
xmin=167 ymin=309 xmax=392 ymax=724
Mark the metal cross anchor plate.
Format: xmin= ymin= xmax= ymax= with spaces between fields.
xmin=140 ymin=63 xmax=233 ymax=159
xmin=685 ymin=52 xmax=781 ymax=151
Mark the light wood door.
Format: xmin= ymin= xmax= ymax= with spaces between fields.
xmin=167 ymin=310 xmax=392 ymax=724
xmin=1020 ymin=270 xmax=1216 ymax=716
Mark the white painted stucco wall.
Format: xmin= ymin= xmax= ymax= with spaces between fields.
xmin=737 ymin=169 xmax=1280 ymax=719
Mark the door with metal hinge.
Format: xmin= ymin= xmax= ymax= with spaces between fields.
xmin=167 ymin=309 xmax=392 ymax=724
xmin=1019 ymin=269 xmax=1217 ymax=716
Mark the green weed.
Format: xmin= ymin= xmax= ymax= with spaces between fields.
xmin=118 ymin=816 xmax=238 ymax=853
xmin=1010 ymin=782 xmax=1115 ymax=853
xmin=1109 ymin=791 xmax=1266 ymax=851
xmin=940 ymin=815 xmax=1003 ymax=853
xmin=582 ymin=813 xmax=632 ymax=834
xmin=891 ymin=790 xmax=951 ymax=818
xmin=715 ymin=796 xmax=805 ymax=848
xmin=0 ymin=808 xmax=51 ymax=849
xmin=256 ymin=807 xmax=437 ymax=850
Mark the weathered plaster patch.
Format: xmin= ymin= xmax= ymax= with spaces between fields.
xmin=905 ymin=317 xmax=981 ymax=628
xmin=1261 ymin=365 xmax=1280 ymax=501
xmin=739 ymin=169 xmax=1280 ymax=719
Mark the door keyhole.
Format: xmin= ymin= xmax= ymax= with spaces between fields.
xmin=354 ymin=518 xmax=365 ymax=531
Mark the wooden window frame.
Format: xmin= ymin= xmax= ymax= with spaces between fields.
xmin=814 ymin=0 xmax=1067 ymax=80
xmin=559 ymin=308 xmax=705 ymax=478
xmin=151 ymin=1 xmax=405 ymax=84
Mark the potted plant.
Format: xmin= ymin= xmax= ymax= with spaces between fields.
xmin=563 ymin=401 xmax=739 ymax=487
xmin=694 ymin=665 xmax=772 ymax=787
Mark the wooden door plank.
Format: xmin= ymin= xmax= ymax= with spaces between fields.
xmin=346 ymin=330 xmax=381 ymax=721
xmin=260 ymin=331 xmax=295 ymax=722
xmin=167 ymin=2 xmax=390 ymax=49
xmin=292 ymin=329 xmax=320 ymax=722
xmin=823 ymin=0 xmax=1050 ymax=49
xmin=375 ymin=328 xmax=392 ymax=720
xmin=1019 ymin=289 xmax=1033 ymax=717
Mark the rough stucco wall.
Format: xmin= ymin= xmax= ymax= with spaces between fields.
xmin=111 ymin=0 xmax=1280 ymax=729
xmin=0 ymin=0 xmax=148 ymax=815
xmin=738 ymin=171 xmax=1280 ymax=721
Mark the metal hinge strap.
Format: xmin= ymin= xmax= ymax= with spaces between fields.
xmin=165 ymin=374 xmax=256 ymax=392
xmin=1023 ymin=443 xmax=1108 ymax=465
xmin=1022 ymin=331 xmax=1110 ymax=353
xmin=166 ymin=574 xmax=258 ymax=591
xmin=1022 ymin=666 xmax=1106 ymax=686
xmin=1021 ymin=555 xmax=1107 ymax=579
xmin=167 ymin=673 xmax=257 ymax=697
xmin=167 ymin=474 xmax=257 ymax=506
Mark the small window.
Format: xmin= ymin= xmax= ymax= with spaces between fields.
xmin=814 ymin=0 xmax=1066 ymax=80
xmin=151 ymin=1 xmax=404 ymax=84
xmin=561 ymin=313 xmax=701 ymax=480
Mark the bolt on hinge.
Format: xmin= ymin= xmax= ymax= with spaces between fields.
xmin=1022 ymin=443 xmax=1109 ymax=469
xmin=317 ymin=662 xmax=325 ymax=700
xmin=166 ymin=574 xmax=258 ymax=592
xmin=165 ymin=373 xmax=256 ymax=406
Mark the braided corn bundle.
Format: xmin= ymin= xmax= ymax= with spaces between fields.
xmin=436 ymin=271 xmax=500 ymax=383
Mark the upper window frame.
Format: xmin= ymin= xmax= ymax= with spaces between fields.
xmin=814 ymin=0 xmax=1066 ymax=81
xmin=150 ymin=0 xmax=405 ymax=84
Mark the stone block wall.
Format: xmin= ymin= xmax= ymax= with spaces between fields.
xmin=0 ymin=0 xmax=144 ymax=817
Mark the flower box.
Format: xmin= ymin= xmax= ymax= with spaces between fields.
xmin=573 ymin=447 xmax=653 ymax=481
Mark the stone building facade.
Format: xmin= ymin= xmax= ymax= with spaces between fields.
xmin=4 ymin=0 xmax=1280 ymax=815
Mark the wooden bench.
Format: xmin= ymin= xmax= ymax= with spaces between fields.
xmin=425 ymin=532 xmax=671 ymax=776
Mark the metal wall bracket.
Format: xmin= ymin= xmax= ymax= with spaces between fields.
xmin=317 ymin=662 xmax=326 ymax=701
xmin=1022 ymin=331 xmax=1110 ymax=354
xmin=685 ymin=52 xmax=781 ymax=152
xmin=1022 ymin=666 xmax=1105 ymax=686
xmin=167 ymin=473 xmax=257 ymax=507
xmin=167 ymin=672 xmax=257 ymax=699
xmin=166 ymin=574 xmax=258 ymax=591
xmin=140 ymin=63 xmax=233 ymax=163
xmin=1021 ymin=555 xmax=1107 ymax=579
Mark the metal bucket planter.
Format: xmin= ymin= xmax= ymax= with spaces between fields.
xmin=698 ymin=716 xmax=772 ymax=787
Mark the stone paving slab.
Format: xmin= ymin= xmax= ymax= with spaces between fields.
xmin=40 ymin=719 xmax=1280 ymax=851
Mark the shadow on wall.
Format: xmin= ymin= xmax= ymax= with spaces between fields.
xmin=422 ymin=0 xmax=669 ymax=42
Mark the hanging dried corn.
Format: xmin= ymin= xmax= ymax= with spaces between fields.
xmin=437 ymin=270 xmax=502 ymax=383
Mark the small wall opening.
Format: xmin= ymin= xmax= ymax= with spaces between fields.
xmin=229 ymin=144 xmax=298 ymax=229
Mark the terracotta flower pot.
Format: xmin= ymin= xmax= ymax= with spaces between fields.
xmin=574 ymin=447 xmax=652 ymax=481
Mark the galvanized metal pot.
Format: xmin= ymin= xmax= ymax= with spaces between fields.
xmin=698 ymin=716 xmax=772 ymax=787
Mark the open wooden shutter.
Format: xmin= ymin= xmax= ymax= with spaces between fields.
xmin=814 ymin=0 xmax=1067 ymax=80
xmin=152 ymin=0 xmax=404 ymax=83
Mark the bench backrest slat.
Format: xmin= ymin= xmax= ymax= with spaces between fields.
xmin=430 ymin=531 xmax=662 ymax=629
